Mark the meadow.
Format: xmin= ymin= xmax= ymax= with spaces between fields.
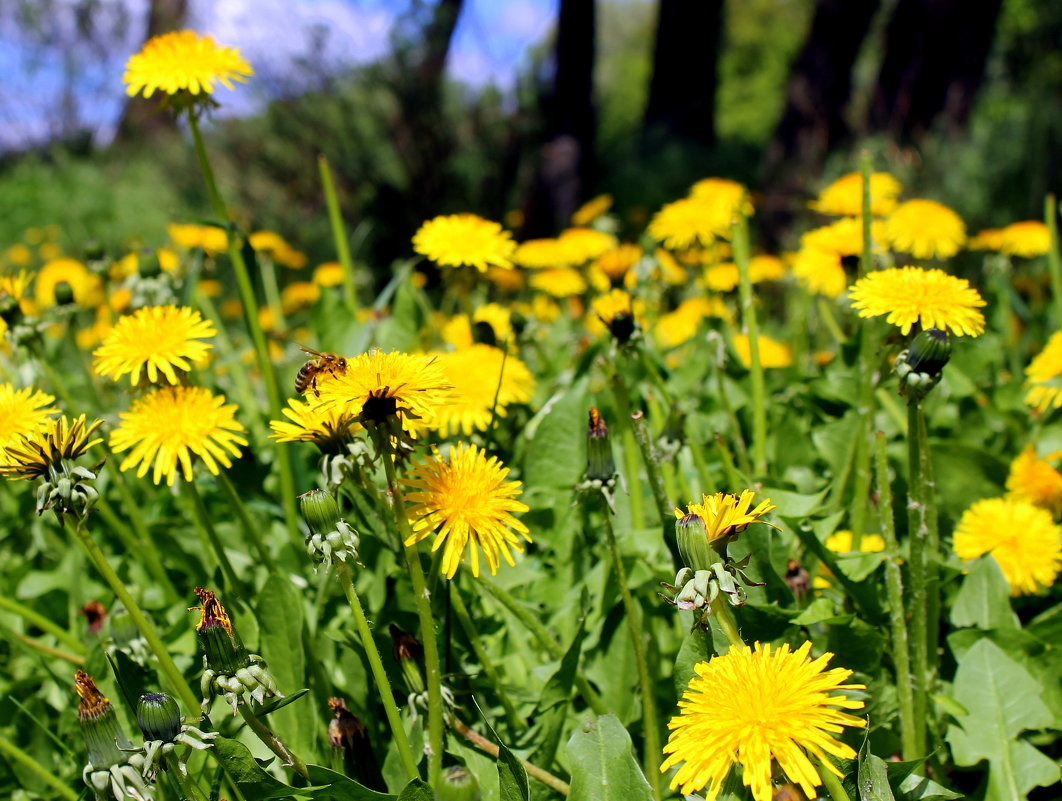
xmin=0 ymin=28 xmax=1060 ymax=801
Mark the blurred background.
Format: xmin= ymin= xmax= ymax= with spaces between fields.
xmin=0 ymin=0 xmax=1059 ymax=268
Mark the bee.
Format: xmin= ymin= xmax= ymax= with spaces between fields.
xmin=296 ymin=347 xmax=348 ymax=397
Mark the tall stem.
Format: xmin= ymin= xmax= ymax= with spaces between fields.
xmin=732 ymin=210 xmax=766 ymax=475
xmin=379 ymin=449 xmax=443 ymax=786
xmin=64 ymin=520 xmax=200 ymax=713
xmin=237 ymin=703 xmax=308 ymax=779
xmin=1045 ymin=194 xmax=1062 ymax=326
xmin=875 ymin=432 xmax=917 ymax=759
xmin=0 ymin=735 xmax=79 ymax=801
xmin=708 ymin=594 xmax=744 ymax=650
xmin=215 ymin=471 xmax=279 ymax=574
xmin=919 ymin=410 xmax=940 ymax=680
xmin=165 ymin=753 xmax=210 ymax=801
xmin=815 ymin=757 xmax=853 ymax=801
xmin=600 ymin=503 xmax=662 ymax=801
xmin=184 ymin=479 xmax=247 ymax=600
xmin=318 ymin=155 xmax=359 ymax=311
xmin=335 ymin=562 xmax=421 ymax=782
xmin=450 ymin=718 xmax=570 ymax=796
xmin=0 ymin=596 xmax=85 ymax=656
xmin=905 ymin=401 xmax=929 ymax=757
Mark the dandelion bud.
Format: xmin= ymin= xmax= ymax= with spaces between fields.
xmin=675 ymin=513 xmax=714 ymax=572
xmin=390 ymin=624 xmax=426 ymax=696
xmin=300 ymin=489 xmax=361 ymax=565
xmin=585 ymin=408 xmax=616 ymax=482
xmin=137 ymin=693 xmax=182 ymax=743
xmin=327 ymin=697 xmax=385 ymax=791
xmin=0 ymin=292 xmax=20 ymax=326
xmin=80 ymin=600 xmax=107 ymax=635
xmin=300 ymin=489 xmax=341 ymax=536
xmin=906 ymin=327 xmax=951 ymax=376
xmin=438 ymin=765 xmax=481 ymax=801
xmin=54 ymin=281 xmax=76 ymax=306
xmin=75 ymin=671 xmax=134 ymax=771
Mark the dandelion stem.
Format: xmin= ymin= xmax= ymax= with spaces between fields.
xmin=319 ymin=154 xmax=360 ymax=312
xmin=713 ymin=356 xmax=752 ymax=477
xmin=905 ymin=400 xmax=930 ymax=757
xmin=184 ymin=479 xmax=247 ymax=599
xmin=63 ymin=520 xmax=201 ymax=714
xmin=258 ymin=253 xmax=289 ymax=334
xmin=0 ymin=596 xmax=84 ymax=655
xmin=237 ymin=702 xmax=308 ymax=779
xmin=334 ymin=561 xmax=421 ymax=782
xmin=215 ymin=471 xmax=279 ymax=574
xmin=732 ymin=209 xmax=767 ymax=476
xmin=608 ymin=366 xmax=650 ymax=528
xmin=708 ymin=594 xmax=745 ymax=650
xmin=0 ymin=734 xmax=79 ymax=801
xmin=917 ymin=409 xmax=941 ymax=679
xmin=599 ymin=498 xmax=662 ymax=801
xmin=7 ymin=628 xmax=84 ymax=665
xmin=875 ymin=431 xmax=917 ymax=760
xmin=450 ymin=717 xmax=570 ymax=796
xmin=1045 ymin=194 xmax=1062 ymax=326
xmin=165 ymin=753 xmax=210 ymax=801
xmin=814 ymin=756 xmax=853 ymax=801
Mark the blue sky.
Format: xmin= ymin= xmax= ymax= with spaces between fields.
xmin=0 ymin=0 xmax=558 ymax=150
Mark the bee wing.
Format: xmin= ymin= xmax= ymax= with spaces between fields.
xmin=300 ymin=346 xmax=325 ymax=357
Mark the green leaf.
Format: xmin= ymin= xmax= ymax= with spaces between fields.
xmin=474 ymin=700 xmax=530 ymax=801
xmin=304 ymin=765 xmax=395 ymax=801
xmin=397 ymin=778 xmax=434 ymax=801
xmin=949 ymin=557 xmax=1019 ymax=630
xmin=530 ymin=613 xmax=587 ymax=769
xmin=211 ymin=737 xmax=300 ymax=800
xmin=255 ymin=688 xmax=310 ymax=718
xmin=565 ymin=714 xmax=653 ymax=801
xmin=256 ymin=575 xmax=312 ymax=760
xmin=521 ymin=378 xmax=589 ymax=489
xmin=944 ymin=639 xmax=1059 ymax=800
xmin=896 ymin=773 xmax=962 ymax=801
xmin=673 ymin=628 xmax=712 ymax=700
xmin=857 ymin=751 xmax=897 ymax=801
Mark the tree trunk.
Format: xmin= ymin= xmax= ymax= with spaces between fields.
xmin=114 ymin=0 xmax=188 ymax=144
xmin=870 ymin=0 xmax=1003 ymax=140
xmin=760 ymin=0 xmax=881 ymax=243
xmin=642 ymin=0 xmax=724 ymax=146
xmin=523 ymin=0 xmax=597 ymax=237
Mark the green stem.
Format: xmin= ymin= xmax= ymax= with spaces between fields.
xmin=628 ymin=408 xmax=671 ymax=526
xmin=732 ymin=210 xmax=766 ymax=475
xmin=0 ymin=596 xmax=85 ymax=655
xmin=708 ymin=592 xmax=744 ymax=650
xmin=451 ymin=718 xmax=570 ymax=796
xmin=713 ymin=356 xmax=752 ymax=477
xmin=335 ymin=562 xmax=420 ymax=781
xmin=165 ymin=753 xmax=210 ymax=801
xmin=917 ymin=409 xmax=941 ymax=678
xmin=1045 ymin=194 xmax=1062 ymax=327
xmin=237 ymin=703 xmax=308 ymax=780
xmin=63 ymin=520 xmax=200 ymax=713
xmin=215 ymin=471 xmax=279 ymax=574
xmin=451 ymin=581 xmax=524 ymax=733
xmin=184 ymin=479 xmax=247 ymax=600
xmin=195 ymin=292 xmax=264 ymax=441
xmin=875 ymin=432 xmax=917 ymax=760
xmin=259 ymin=253 xmax=289 ymax=334
xmin=600 ymin=503 xmax=662 ymax=801
xmin=609 ymin=366 xmax=657 ymax=528
xmin=186 ymin=112 xmax=299 ymax=546
xmin=7 ymin=628 xmax=84 ymax=664
xmin=815 ymin=757 xmax=853 ymax=801
xmin=318 ymin=155 xmax=359 ymax=312
xmin=816 ymin=297 xmax=848 ymax=345
xmin=0 ymin=734 xmax=79 ymax=801
xmin=379 ymin=448 xmax=443 ymax=786
xmin=905 ymin=401 xmax=929 ymax=757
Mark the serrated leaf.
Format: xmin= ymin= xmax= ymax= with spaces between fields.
xmin=896 ymin=773 xmax=962 ymax=801
xmin=944 ymin=639 xmax=1059 ymax=800
xmin=950 ymin=557 xmax=1019 ymax=630
xmin=566 ymin=714 xmax=653 ymax=801
xmin=304 ymin=765 xmax=395 ymax=800
xmin=211 ymin=736 xmax=301 ymax=800
xmin=397 ymin=778 xmax=434 ymax=801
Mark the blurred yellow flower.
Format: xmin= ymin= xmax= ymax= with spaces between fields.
xmin=809 ymin=171 xmax=902 ymax=217
xmin=593 ymin=243 xmax=642 ymax=280
xmin=652 ymin=248 xmax=689 ymax=285
xmin=513 ymin=238 xmax=572 ymax=269
xmin=168 ymin=223 xmax=228 ymax=255
xmin=733 ymin=333 xmax=793 ymax=368
xmin=36 ymin=258 xmax=100 ymax=307
xmin=571 ymin=194 xmax=613 ymax=226
xmin=848 ymin=266 xmax=985 ymax=336
xmin=313 ymin=261 xmax=345 ymax=287
xmin=801 ymin=217 xmax=885 ymax=257
xmin=791 ymin=249 xmax=847 ymax=298
xmin=1025 ymin=331 xmax=1062 ymax=413
xmin=529 ymin=267 xmax=587 ymax=297
xmin=0 ymin=384 xmax=57 ymax=450
xmin=653 ymin=297 xmax=727 ymax=349
xmin=825 ymin=530 xmax=885 ymax=553
xmin=5 ymin=244 xmax=32 ymax=266
xmin=558 ymin=227 xmax=617 ymax=264
xmin=198 ymin=279 xmax=223 ymax=298
xmin=883 ymin=199 xmax=966 ymax=259
xmin=968 ymin=228 xmax=1005 ymax=251
xmin=123 ymin=30 xmax=253 ymax=98
xmin=485 ymin=265 xmax=525 ymax=292
xmin=433 ymin=345 xmax=535 ymax=437
xmin=413 ymin=214 xmax=515 ymax=272
xmin=1006 ymin=446 xmax=1062 ymax=517
xmin=999 ymin=221 xmax=1050 ymax=258
xmin=281 ymin=282 xmax=320 ymax=314
xmin=688 ymin=177 xmax=753 ymax=221
xmin=649 ymin=198 xmax=727 ymax=250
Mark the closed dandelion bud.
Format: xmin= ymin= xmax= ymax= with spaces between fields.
xmin=906 ymin=327 xmax=951 ymax=377
xmin=300 ymin=488 xmax=341 ymax=535
xmin=607 ymin=313 xmax=636 ymax=344
xmin=675 ymin=513 xmax=714 ymax=572
xmin=193 ymin=587 xmax=249 ymax=675
xmin=300 ymin=489 xmax=360 ymax=564
xmin=75 ymin=671 xmax=134 ymax=770
xmin=0 ymin=292 xmax=20 ymax=326
xmin=137 ymin=693 xmax=182 ymax=743
xmin=390 ymin=624 xmax=426 ymax=696
xmin=585 ymin=408 xmax=616 ymax=482
xmin=438 ymin=766 xmax=481 ymax=801
xmin=54 ymin=281 xmax=76 ymax=306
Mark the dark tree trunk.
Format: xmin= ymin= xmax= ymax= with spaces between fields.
xmin=523 ymin=0 xmax=597 ymax=237
xmin=870 ymin=0 xmax=1003 ymax=140
xmin=114 ymin=0 xmax=188 ymax=143
xmin=760 ymin=0 xmax=881 ymax=243
xmin=642 ymin=0 xmax=724 ymax=146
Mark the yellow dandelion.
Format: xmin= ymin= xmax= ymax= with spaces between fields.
xmin=313 ymin=350 xmax=450 ymax=431
xmin=0 ymin=270 xmax=33 ymax=305
xmin=1025 ymin=331 xmax=1062 ymax=412
xmin=0 ymin=414 xmax=104 ymax=481
xmin=281 ymin=282 xmax=320 ymax=314
xmin=198 ymin=279 xmax=223 ymax=298
xmin=403 ymin=443 xmax=531 ymax=579
xmin=5 ymin=244 xmax=33 ymax=267
xmin=968 ymin=228 xmax=1005 ymax=251
xmin=485 ymin=265 xmax=525 ymax=292
xmin=168 ymin=223 xmax=228 ymax=255
xmin=953 ymin=496 xmax=1062 ymax=595
xmin=412 ymin=214 xmax=515 ymax=272
xmin=674 ymin=490 xmax=776 ymax=544
xmin=571 ymin=194 xmax=613 ymax=226
xmin=36 ymin=258 xmax=100 ymax=308
xmin=883 ymin=199 xmax=966 ymax=259
xmin=652 ymin=248 xmax=689 ymax=285
xmin=688 ymin=177 xmax=753 ymax=221
xmin=809 ymin=171 xmax=902 ymax=217
xmin=529 ymin=267 xmax=587 ymax=298
xmin=749 ymin=254 xmax=786 ymax=282
xmin=594 ymin=243 xmax=642 ymax=280
xmin=791 ymin=248 xmax=847 ymax=298
xmin=999 ymin=221 xmax=1050 ymax=258
xmin=733 ymin=333 xmax=793 ymax=368
xmin=587 ymin=289 xmax=645 ymax=340
xmin=110 ymin=386 xmax=247 ymax=486
xmin=0 ymin=384 xmax=58 ymax=450
xmin=662 ymin=641 xmax=866 ymax=801
xmin=313 ymin=262 xmax=344 ymax=287
xmin=513 ymin=294 xmax=562 ymax=324
xmin=557 ymin=227 xmax=617 ymax=264
xmin=249 ymin=230 xmax=288 ymax=254
xmin=93 ymin=305 xmax=216 ymax=385
xmin=848 ymin=266 xmax=986 ymax=336
xmin=801 ymin=217 xmax=885 ymax=257
xmin=654 ymin=298 xmax=727 ymax=349
xmin=1006 ymin=446 xmax=1062 ymax=517
xmin=123 ymin=30 xmax=253 ymax=98
xmin=649 ymin=197 xmax=727 ymax=251
xmin=825 ymin=530 xmax=885 ymax=553
xmin=442 ymin=303 xmax=513 ymax=350
xmin=432 ymin=345 xmax=535 ymax=437
xmin=702 ymin=263 xmax=740 ymax=292
xmin=513 ymin=238 xmax=573 ymax=269
xmin=269 ymin=398 xmax=361 ymax=452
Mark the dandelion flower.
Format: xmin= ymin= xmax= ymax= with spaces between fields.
xmin=733 ymin=333 xmax=793 ymax=368
xmin=1025 ymin=331 xmax=1062 ymax=413
xmin=0 ymin=270 xmax=32 ymax=304
xmin=848 ymin=266 xmax=985 ymax=336
xmin=269 ymin=398 xmax=361 ymax=453
xmin=513 ymin=238 xmax=572 ymax=269
xmin=168 ymin=223 xmax=228 ymax=255
xmin=571 ymin=194 xmax=613 ymax=226
xmin=953 ymin=496 xmax=1062 ymax=595
xmin=809 ymin=171 xmax=902 ymax=217
xmin=313 ymin=350 xmax=450 ymax=431
xmin=123 ymin=30 xmax=253 ymax=98
xmin=432 ymin=345 xmax=535 ymax=437
xmin=999 ymin=221 xmax=1050 ymax=258
xmin=529 ymin=267 xmax=587 ymax=298
xmin=825 ymin=530 xmax=885 ymax=553
xmin=688 ymin=178 xmax=753 ymax=222
xmin=653 ymin=248 xmax=689 ymax=285
xmin=36 ymin=258 xmax=99 ymax=308
xmin=968 ymin=229 xmax=1005 ymax=251
xmin=801 ymin=217 xmax=885 ymax=257
xmin=654 ymin=298 xmax=727 ymax=349
xmin=558 ymin=228 xmax=617 ymax=264
xmin=675 ymin=490 xmax=776 ymax=544
xmin=281 ymin=282 xmax=320 ymax=314
xmin=93 ymin=305 xmax=216 ymax=385
xmin=1 ymin=415 xmax=103 ymax=481
xmin=313 ymin=262 xmax=344 ymax=287
xmin=649 ymin=198 xmax=728 ymax=250
xmin=1006 ymin=446 xmax=1062 ymax=517
xmin=792 ymin=249 xmax=847 ymax=298
xmin=403 ymin=443 xmax=531 ymax=579
xmin=594 ymin=243 xmax=642 ymax=280
xmin=413 ymin=214 xmax=515 ymax=272
xmin=0 ymin=384 xmax=57 ymax=450
xmin=662 ymin=641 xmax=866 ymax=801
xmin=110 ymin=386 xmax=247 ymax=486
xmin=883 ymin=199 xmax=966 ymax=259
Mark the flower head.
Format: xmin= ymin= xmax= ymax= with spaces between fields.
xmin=593 ymin=243 xmax=643 ymax=281
xmin=968 ymin=228 xmax=1005 ymax=251
xmin=999 ymin=221 xmax=1050 ymax=258
xmin=661 ymin=641 xmax=866 ymax=801
xmin=688 ymin=178 xmax=753 ymax=222
xmin=403 ymin=443 xmax=531 ymax=579
xmin=801 ymin=217 xmax=885 ymax=257
xmin=733 ymin=333 xmax=793 ymax=369
xmin=883 ymin=199 xmax=966 ymax=259
xmin=0 ymin=414 xmax=103 ymax=481
xmin=571 ymin=194 xmax=613 ymax=226
xmin=1006 ymin=446 xmax=1062 ymax=517
xmin=93 ymin=305 xmax=215 ymax=386
xmin=558 ymin=227 xmax=617 ymax=264
xmin=792 ymin=248 xmax=847 ymax=298
xmin=848 ymin=266 xmax=986 ymax=336
xmin=809 ymin=171 xmax=902 ymax=217
xmin=432 ymin=345 xmax=535 ymax=437
xmin=36 ymin=258 xmax=100 ymax=307
xmin=1025 ymin=331 xmax=1062 ymax=413
xmin=110 ymin=386 xmax=247 ymax=485
xmin=674 ymin=490 xmax=777 ymax=546
xmin=953 ymin=496 xmax=1062 ymax=595
xmin=825 ymin=530 xmax=885 ymax=553
xmin=413 ymin=214 xmax=515 ymax=272
xmin=589 ymin=289 xmax=644 ymax=342
xmin=269 ymin=398 xmax=361 ymax=453
xmin=123 ymin=30 xmax=253 ymax=99
xmin=529 ymin=267 xmax=587 ymax=297
xmin=653 ymin=297 xmax=727 ymax=349
xmin=0 ymin=384 xmax=57 ymax=450
xmin=513 ymin=238 xmax=572 ymax=269
xmin=649 ymin=198 xmax=728 ymax=250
